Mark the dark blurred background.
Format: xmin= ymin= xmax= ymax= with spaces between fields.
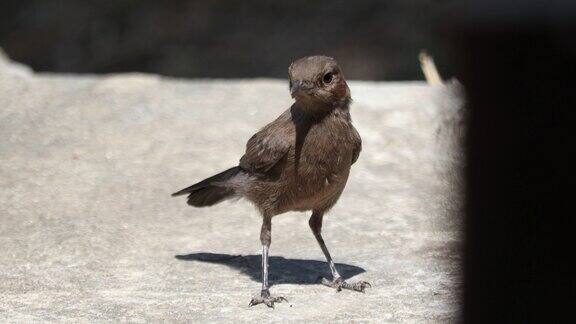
xmin=0 ymin=0 xmax=443 ymax=80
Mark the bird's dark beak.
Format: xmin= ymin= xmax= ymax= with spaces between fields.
xmin=290 ymin=80 xmax=313 ymax=98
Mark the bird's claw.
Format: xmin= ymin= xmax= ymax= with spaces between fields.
xmin=248 ymin=290 xmax=288 ymax=308
xmin=319 ymin=276 xmax=371 ymax=293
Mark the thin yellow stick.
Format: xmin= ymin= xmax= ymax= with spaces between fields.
xmin=419 ymin=50 xmax=443 ymax=85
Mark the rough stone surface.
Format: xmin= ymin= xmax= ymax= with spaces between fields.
xmin=0 ymin=52 xmax=463 ymax=322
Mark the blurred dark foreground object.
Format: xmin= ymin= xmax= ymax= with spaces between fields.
xmin=449 ymin=0 xmax=576 ymax=322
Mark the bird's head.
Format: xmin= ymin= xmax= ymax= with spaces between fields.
xmin=288 ymin=56 xmax=351 ymax=112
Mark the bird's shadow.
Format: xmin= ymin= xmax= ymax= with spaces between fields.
xmin=175 ymin=252 xmax=365 ymax=286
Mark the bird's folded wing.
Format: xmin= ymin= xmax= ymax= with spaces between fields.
xmin=239 ymin=117 xmax=292 ymax=174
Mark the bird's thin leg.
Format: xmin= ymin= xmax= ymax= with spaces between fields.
xmin=309 ymin=211 xmax=341 ymax=280
xmin=248 ymin=216 xmax=287 ymax=308
xmin=261 ymin=217 xmax=271 ymax=294
xmin=309 ymin=211 xmax=371 ymax=293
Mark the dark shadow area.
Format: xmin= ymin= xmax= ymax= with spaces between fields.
xmin=175 ymin=252 xmax=365 ymax=286
xmin=0 ymin=0 xmax=439 ymax=80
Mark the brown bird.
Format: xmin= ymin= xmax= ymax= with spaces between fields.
xmin=172 ymin=55 xmax=369 ymax=307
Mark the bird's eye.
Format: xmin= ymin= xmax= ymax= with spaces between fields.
xmin=322 ymin=72 xmax=333 ymax=84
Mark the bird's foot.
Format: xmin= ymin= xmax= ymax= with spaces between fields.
xmin=248 ymin=289 xmax=288 ymax=308
xmin=319 ymin=276 xmax=371 ymax=293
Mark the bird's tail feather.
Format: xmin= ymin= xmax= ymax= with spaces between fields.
xmin=172 ymin=166 xmax=241 ymax=207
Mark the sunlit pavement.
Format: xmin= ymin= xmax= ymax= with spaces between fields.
xmin=0 ymin=52 xmax=463 ymax=322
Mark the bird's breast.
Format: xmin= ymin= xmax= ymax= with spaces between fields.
xmin=288 ymin=125 xmax=354 ymax=198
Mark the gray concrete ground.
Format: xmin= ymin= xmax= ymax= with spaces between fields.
xmin=0 ymin=50 xmax=463 ymax=322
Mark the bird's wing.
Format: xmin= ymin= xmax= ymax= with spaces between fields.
xmin=351 ymin=126 xmax=362 ymax=165
xmin=239 ymin=112 xmax=292 ymax=174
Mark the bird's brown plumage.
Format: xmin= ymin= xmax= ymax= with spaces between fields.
xmin=172 ymin=55 xmax=366 ymax=307
xmin=237 ymin=103 xmax=361 ymax=216
xmin=173 ymin=55 xmax=361 ymax=215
